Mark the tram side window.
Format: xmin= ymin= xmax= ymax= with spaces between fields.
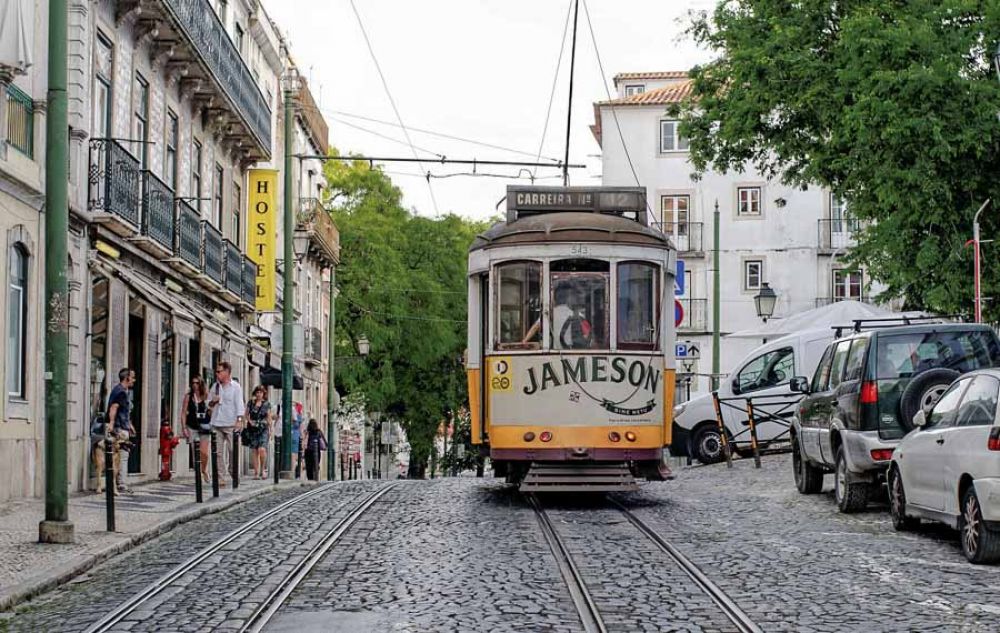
xmin=496 ymin=261 xmax=542 ymax=350
xmin=550 ymin=259 xmax=610 ymax=350
xmin=618 ymin=262 xmax=659 ymax=349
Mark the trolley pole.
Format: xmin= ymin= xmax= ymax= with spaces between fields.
xmin=712 ymin=200 xmax=721 ymax=391
xmin=280 ymin=69 xmax=297 ymax=479
xmin=327 ymin=268 xmax=337 ymax=481
xmin=562 ymin=0 xmax=580 ymax=187
xmin=39 ymin=0 xmax=74 ymax=544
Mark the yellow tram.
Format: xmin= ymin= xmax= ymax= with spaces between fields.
xmin=466 ymin=186 xmax=677 ymax=490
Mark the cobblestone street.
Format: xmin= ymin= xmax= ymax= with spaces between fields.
xmin=3 ymin=456 xmax=999 ymax=632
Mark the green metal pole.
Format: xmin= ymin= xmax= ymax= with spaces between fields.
xmin=326 ymin=267 xmax=336 ymax=480
xmin=280 ymin=85 xmax=295 ymax=478
xmin=712 ymin=200 xmax=721 ymax=391
xmin=39 ymin=0 xmax=74 ymax=544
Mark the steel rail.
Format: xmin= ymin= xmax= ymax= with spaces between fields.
xmin=526 ymin=494 xmax=608 ymax=633
xmin=83 ymin=484 xmax=337 ymax=633
xmin=610 ymin=499 xmax=763 ymax=633
xmin=240 ymin=484 xmax=399 ymax=633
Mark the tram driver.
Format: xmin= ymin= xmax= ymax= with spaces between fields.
xmin=522 ymin=279 xmax=594 ymax=350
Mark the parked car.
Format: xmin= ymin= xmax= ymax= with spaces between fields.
xmin=790 ymin=322 xmax=1000 ymax=513
xmin=888 ymin=369 xmax=1000 ymax=563
xmin=672 ymin=329 xmax=832 ymax=464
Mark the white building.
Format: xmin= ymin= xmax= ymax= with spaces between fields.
xmin=591 ymin=71 xmax=887 ymax=395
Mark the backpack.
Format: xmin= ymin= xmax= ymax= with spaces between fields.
xmin=560 ymin=314 xmax=593 ymax=349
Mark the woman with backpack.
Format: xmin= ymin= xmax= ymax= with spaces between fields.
xmin=181 ymin=374 xmax=211 ymax=483
xmin=304 ymin=418 xmax=327 ymax=481
xmin=243 ymin=385 xmax=272 ymax=480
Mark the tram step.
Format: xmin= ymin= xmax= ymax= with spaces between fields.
xmin=520 ymin=462 xmax=638 ymax=492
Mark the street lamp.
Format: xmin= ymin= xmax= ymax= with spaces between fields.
xmin=357 ymin=335 xmax=370 ymax=357
xmin=754 ymin=282 xmax=778 ymax=322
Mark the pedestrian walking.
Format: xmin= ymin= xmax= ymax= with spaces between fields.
xmin=107 ymin=368 xmax=136 ymax=494
xmin=208 ymin=361 xmax=245 ymax=487
xmin=304 ymin=418 xmax=327 ymax=481
xmin=181 ymin=375 xmax=212 ymax=483
xmin=244 ymin=385 xmax=272 ymax=480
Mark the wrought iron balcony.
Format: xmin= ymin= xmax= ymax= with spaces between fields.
xmin=174 ymin=200 xmax=202 ymax=271
xmin=304 ymin=326 xmax=323 ymax=364
xmin=224 ymin=240 xmax=242 ymax=297
xmin=653 ymin=221 xmax=704 ymax=254
xmin=241 ymin=255 xmax=257 ymax=307
xmin=296 ymin=198 xmax=340 ymax=265
xmin=818 ymin=218 xmax=861 ymax=253
xmin=88 ymin=138 xmax=141 ymax=229
xmin=200 ymin=221 xmax=224 ymax=285
xmin=677 ymin=298 xmax=708 ymax=332
xmin=140 ymin=170 xmax=175 ymax=253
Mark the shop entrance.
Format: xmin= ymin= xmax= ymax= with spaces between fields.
xmin=127 ymin=301 xmax=145 ymax=474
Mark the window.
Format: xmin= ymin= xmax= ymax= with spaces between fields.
xmin=828 ymin=340 xmax=852 ymax=390
xmin=214 ymin=163 xmax=224 ymax=227
xmin=833 ymin=269 xmax=863 ymax=301
xmin=743 ymin=260 xmax=763 ymax=291
xmin=737 ymin=187 xmax=761 ymax=216
xmin=232 ymin=181 xmax=242 ymax=247
xmin=617 ymin=262 xmax=659 ymax=349
xmin=831 ymin=195 xmax=851 ymax=233
xmin=235 ymin=23 xmax=245 ymax=56
xmin=191 ymin=140 xmax=202 ymax=212
xmin=495 ymin=261 xmax=542 ymax=350
xmin=93 ymin=33 xmax=114 ymax=140
xmin=955 ymin=376 xmax=999 ymax=427
xmin=551 ymin=259 xmax=610 ymax=350
xmin=624 ymin=84 xmax=645 ymax=97
xmin=927 ymin=379 xmax=967 ymax=429
xmin=217 ymin=0 xmax=228 ymax=27
xmin=165 ymin=110 xmax=178 ymax=189
xmin=660 ymin=195 xmax=689 ymax=232
xmin=133 ymin=73 xmax=149 ymax=168
xmin=811 ymin=345 xmax=835 ymax=392
xmin=875 ymin=330 xmax=1000 ymax=379
xmin=7 ymin=245 xmax=28 ymax=398
xmin=734 ymin=347 xmax=794 ymax=395
xmin=843 ymin=338 xmax=868 ymax=382
xmin=659 ymin=120 xmax=688 ymax=153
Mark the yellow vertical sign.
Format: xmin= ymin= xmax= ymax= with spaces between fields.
xmin=247 ymin=169 xmax=278 ymax=311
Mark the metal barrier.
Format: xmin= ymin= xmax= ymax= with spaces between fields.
xmin=711 ymin=391 xmax=801 ymax=468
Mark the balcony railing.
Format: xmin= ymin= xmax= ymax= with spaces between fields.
xmin=241 ymin=256 xmax=257 ymax=306
xmin=224 ymin=240 xmax=242 ymax=296
xmin=653 ymin=222 xmax=703 ymax=253
xmin=677 ymin=298 xmax=708 ymax=331
xmin=818 ymin=218 xmax=861 ymax=252
xmin=158 ymin=0 xmax=271 ymax=151
xmin=304 ymin=326 xmax=323 ymax=362
xmin=141 ymin=170 xmax=175 ymax=252
xmin=201 ymin=221 xmax=224 ymax=284
xmin=88 ymin=138 xmax=141 ymax=226
xmin=296 ymin=198 xmax=340 ymax=264
xmin=175 ymin=200 xmax=201 ymax=269
xmin=5 ymin=84 xmax=33 ymax=158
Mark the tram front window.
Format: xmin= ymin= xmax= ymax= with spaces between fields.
xmin=550 ymin=259 xmax=609 ymax=350
xmin=618 ymin=262 xmax=659 ymax=349
xmin=496 ymin=261 xmax=542 ymax=350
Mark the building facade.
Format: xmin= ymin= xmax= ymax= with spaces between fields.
xmin=592 ymin=71 xmax=888 ymax=396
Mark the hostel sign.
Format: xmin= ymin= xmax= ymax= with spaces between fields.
xmin=247 ymin=169 xmax=278 ymax=311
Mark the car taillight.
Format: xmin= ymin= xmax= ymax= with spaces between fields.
xmin=989 ymin=427 xmax=1000 ymax=451
xmin=860 ymin=381 xmax=878 ymax=404
xmin=870 ymin=449 xmax=894 ymax=462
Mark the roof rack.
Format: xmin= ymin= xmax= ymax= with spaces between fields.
xmin=831 ymin=315 xmax=962 ymax=338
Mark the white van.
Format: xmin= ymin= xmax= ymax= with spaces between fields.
xmin=671 ymin=329 xmax=834 ymax=464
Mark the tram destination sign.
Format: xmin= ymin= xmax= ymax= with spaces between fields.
xmin=506 ymin=186 xmax=646 ymax=221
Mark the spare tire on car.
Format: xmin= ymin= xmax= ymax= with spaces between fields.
xmin=899 ymin=368 xmax=961 ymax=431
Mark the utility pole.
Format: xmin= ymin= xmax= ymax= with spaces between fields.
xmin=562 ymin=0 xmax=580 ymax=186
xmin=971 ymin=199 xmax=990 ymax=323
xmin=39 ymin=0 xmax=74 ymax=544
xmin=280 ymin=66 xmax=298 ymax=478
xmin=712 ymin=200 xmax=721 ymax=391
xmin=327 ymin=267 xmax=337 ymax=480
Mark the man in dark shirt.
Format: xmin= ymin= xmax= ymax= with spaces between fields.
xmin=107 ymin=368 xmax=136 ymax=493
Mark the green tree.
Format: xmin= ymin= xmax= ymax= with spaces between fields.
xmin=673 ymin=1 xmax=1000 ymax=316
xmin=323 ymin=152 xmax=488 ymax=477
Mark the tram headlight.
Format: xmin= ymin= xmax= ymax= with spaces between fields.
xmin=539 ymin=431 xmax=553 ymax=442
xmin=608 ymin=431 xmax=621 ymax=442
xmin=523 ymin=432 xmax=536 ymax=442
xmin=624 ymin=431 xmax=637 ymax=442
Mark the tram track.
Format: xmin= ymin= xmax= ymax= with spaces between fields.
xmin=82 ymin=483 xmax=339 ymax=633
xmin=527 ymin=493 xmax=761 ymax=633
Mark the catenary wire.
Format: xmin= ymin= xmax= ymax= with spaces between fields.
xmin=349 ymin=0 xmax=440 ymax=215
xmin=331 ymin=117 xmax=445 ymax=159
xmin=533 ymin=0 xmax=575 ymax=180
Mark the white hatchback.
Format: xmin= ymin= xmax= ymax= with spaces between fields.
xmin=888 ymin=369 xmax=1000 ymax=563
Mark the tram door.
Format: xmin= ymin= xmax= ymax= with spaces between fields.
xmin=479 ymin=273 xmax=489 ymax=444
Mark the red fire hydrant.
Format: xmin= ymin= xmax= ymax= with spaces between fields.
xmin=158 ymin=420 xmax=180 ymax=481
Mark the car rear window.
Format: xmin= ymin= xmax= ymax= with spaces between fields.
xmin=875 ymin=330 xmax=1000 ymax=379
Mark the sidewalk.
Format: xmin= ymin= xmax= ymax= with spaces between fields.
xmin=0 ymin=474 xmax=308 ymax=611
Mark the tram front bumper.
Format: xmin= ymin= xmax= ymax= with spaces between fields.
xmin=490 ymin=447 xmax=662 ymax=461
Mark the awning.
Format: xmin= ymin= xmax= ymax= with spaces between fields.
xmin=90 ymin=256 xmax=197 ymax=323
xmin=0 ymin=0 xmax=34 ymax=73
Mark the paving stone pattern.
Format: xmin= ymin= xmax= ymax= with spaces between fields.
xmin=618 ymin=455 xmax=1000 ymax=633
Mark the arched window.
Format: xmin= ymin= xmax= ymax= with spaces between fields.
xmin=7 ymin=245 xmax=28 ymax=398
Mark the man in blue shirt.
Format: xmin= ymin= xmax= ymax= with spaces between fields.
xmin=107 ymin=368 xmax=136 ymax=493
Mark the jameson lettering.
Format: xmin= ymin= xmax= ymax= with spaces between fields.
xmin=522 ymin=356 xmax=660 ymax=396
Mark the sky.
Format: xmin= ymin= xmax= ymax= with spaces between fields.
xmin=261 ymin=0 xmax=716 ymax=221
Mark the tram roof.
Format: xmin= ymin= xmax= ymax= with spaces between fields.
xmin=469 ymin=212 xmax=674 ymax=252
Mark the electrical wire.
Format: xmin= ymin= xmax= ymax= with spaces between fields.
xmin=349 ymin=0 xmax=440 ymax=215
xmin=342 ymin=294 xmax=466 ymax=323
xmin=533 ymin=0 xmax=575 ymax=181
xmin=581 ymin=0 xmax=652 ymax=217
xmin=331 ymin=117 xmax=445 ymax=160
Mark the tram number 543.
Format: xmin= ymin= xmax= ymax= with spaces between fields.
xmin=491 ymin=358 xmax=513 ymax=393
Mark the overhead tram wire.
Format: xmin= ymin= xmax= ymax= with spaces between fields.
xmin=332 ymin=117 xmax=445 ymax=160
xmin=533 ymin=0 xmax=575 ymax=182
xmin=349 ymin=0 xmax=440 ymax=214
xmin=581 ymin=0 xmax=652 ymax=217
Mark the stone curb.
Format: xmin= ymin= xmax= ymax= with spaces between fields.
xmin=0 ymin=480 xmax=316 ymax=612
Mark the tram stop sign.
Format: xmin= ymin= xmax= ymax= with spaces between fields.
xmin=674 ymin=299 xmax=684 ymax=327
